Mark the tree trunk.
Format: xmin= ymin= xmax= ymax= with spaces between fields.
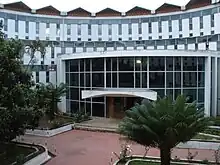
xmin=160 ymin=147 xmax=171 ymax=165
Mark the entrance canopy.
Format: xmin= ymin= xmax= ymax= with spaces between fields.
xmin=82 ymin=88 xmax=157 ymax=101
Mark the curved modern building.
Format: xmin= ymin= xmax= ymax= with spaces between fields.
xmin=1 ymin=0 xmax=220 ymax=117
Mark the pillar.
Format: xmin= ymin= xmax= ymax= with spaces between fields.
xmin=205 ymin=56 xmax=211 ymax=116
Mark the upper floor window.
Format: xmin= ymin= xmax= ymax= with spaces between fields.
xmin=46 ymin=23 xmax=50 ymax=35
xmin=88 ymin=24 xmax=91 ymax=35
xmin=25 ymin=21 xmax=29 ymax=33
xmin=158 ymin=22 xmax=162 ymax=33
xmin=168 ymin=20 xmax=172 ymax=32
xmin=36 ymin=22 xmax=39 ymax=34
xmin=189 ymin=18 xmax=193 ymax=30
xmin=56 ymin=24 xmax=60 ymax=35
xmin=98 ymin=24 xmax=102 ymax=35
xmin=148 ymin=22 xmax=152 ymax=33
xmin=179 ymin=20 xmax=182 ymax=31
xmin=118 ymin=24 xmax=122 ymax=35
xmin=211 ymin=15 xmax=215 ymax=27
xmin=4 ymin=18 xmax=7 ymax=31
xmin=67 ymin=24 xmax=71 ymax=35
xmin=108 ymin=24 xmax=112 ymax=35
xmin=200 ymin=16 xmax=203 ymax=29
xmin=138 ymin=23 xmax=142 ymax=34
xmin=15 ymin=20 xmax=18 ymax=32
xmin=128 ymin=23 xmax=132 ymax=35
xmin=77 ymin=24 xmax=81 ymax=35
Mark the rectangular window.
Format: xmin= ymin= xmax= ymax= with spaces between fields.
xmin=138 ymin=23 xmax=142 ymax=34
xmin=189 ymin=18 xmax=193 ymax=30
xmin=128 ymin=23 xmax=132 ymax=35
xmin=36 ymin=22 xmax=39 ymax=34
xmin=169 ymin=20 xmax=172 ymax=32
xmin=56 ymin=24 xmax=60 ymax=35
xmin=118 ymin=24 xmax=122 ymax=35
xmin=51 ymin=46 xmax=54 ymax=58
xmin=98 ymin=24 xmax=102 ymax=35
xmin=4 ymin=18 xmax=7 ymax=31
xmin=51 ymin=61 xmax=55 ymax=65
xmin=88 ymin=24 xmax=91 ymax=35
xmin=46 ymin=71 xmax=49 ymax=83
xmin=200 ymin=16 xmax=203 ymax=29
xmin=36 ymin=72 xmax=39 ymax=83
xmin=108 ymin=24 xmax=112 ymax=35
xmin=46 ymin=23 xmax=50 ymax=35
xmin=148 ymin=22 xmax=152 ymax=33
xmin=77 ymin=24 xmax=81 ymax=35
xmin=25 ymin=21 xmax=29 ymax=33
xmin=67 ymin=24 xmax=71 ymax=35
xmin=179 ymin=20 xmax=182 ymax=31
xmin=211 ymin=15 xmax=215 ymax=27
xmin=15 ymin=20 xmax=18 ymax=32
xmin=158 ymin=21 xmax=162 ymax=33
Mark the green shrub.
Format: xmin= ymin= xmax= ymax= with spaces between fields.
xmin=71 ymin=109 xmax=91 ymax=123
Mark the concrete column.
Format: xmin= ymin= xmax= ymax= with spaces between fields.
xmin=108 ymin=97 xmax=114 ymax=118
xmin=205 ymin=56 xmax=211 ymax=116
xmin=212 ymin=57 xmax=218 ymax=116
xmin=56 ymin=57 xmax=66 ymax=112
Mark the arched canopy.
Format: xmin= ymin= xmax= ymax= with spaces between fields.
xmin=82 ymin=88 xmax=157 ymax=101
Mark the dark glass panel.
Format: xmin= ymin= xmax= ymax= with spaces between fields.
xmin=198 ymin=88 xmax=205 ymax=103
xmin=70 ymin=60 xmax=79 ymax=72
xmin=65 ymin=60 xmax=70 ymax=72
xmin=119 ymin=72 xmax=134 ymax=87
xmin=106 ymin=73 xmax=111 ymax=87
xmin=183 ymin=72 xmax=197 ymax=87
xmin=166 ymin=89 xmax=173 ymax=99
xmin=66 ymin=73 xmax=70 ymax=85
xmin=85 ymin=59 xmax=90 ymax=71
xmin=175 ymin=72 xmax=181 ymax=88
xmin=66 ymin=87 xmax=70 ymax=99
xmin=142 ymin=72 xmax=147 ymax=88
xmin=149 ymin=57 xmax=165 ymax=71
xmin=142 ymin=57 xmax=148 ymax=71
xmin=183 ymin=57 xmax=197 ymax=71
xmin=174 ymin=89 xmax=181 ymax=99
xmin=198 ymin=72 xmax=205 ymax=87
xmin=166 ymin=57 xmax=173 ymax=71
xmin=149 ymin=72 xmax=165 ymax=88
xmin=183 ymin=89 xmax=197 ymax=103
xmin=92 ymin=103 xmax=104 ymax=117
xmin=119 ymin=58 xmax=134 ymax=71
xmin=92 ymin=96 xmax=104 ymax=103
xmin=80 ymin=73 xmax=84 ymax=87
xmin=66 ymin=99 xmax=70 ymax=113
xmin=112 ymin=73 xmax=117 ymax=87
xmin=92 ymin=73 xmax=104 ymax=87
xmin=106 ymin=58 xmax=111 ymax=71
xmin=85 ymin=102 xmax=91 ymax=115
xmin=135 ymin=57 xmax=142 ymax=71
xmin=198 ymin=58 xmax=205 ymax=71
xmin=80 ymin=59 xmax=84 ymax=72
xmin=92 ymin=58 xmax=104 ymax=71
xmin=70 ymin=73 xmax=79 ymax=86
xmin=85 ymin=73 xmax=91 ymax=87
xmin=112 ymin=58 xmax=117 ymax=71
xmin=70 ymin=87 xmax=79 ymax=101
xmin=70 ymin=101 xmax=79 ymax=113
xmin=174 ymin=57 xmax=181 ymax=71
xmin=135 ymin=72 xmax=141 ymax=88
xmin=166 ymin=72 xmax=173 ymax=88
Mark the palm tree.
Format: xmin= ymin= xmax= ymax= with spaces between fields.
xmin=118 ymin=95 xmax=212 ymax=165
xmin=45 ymin=82 xmax=67 ymax=119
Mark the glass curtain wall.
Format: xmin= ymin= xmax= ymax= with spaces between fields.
xmin=65 ymin=56 xmax=205 ymax=117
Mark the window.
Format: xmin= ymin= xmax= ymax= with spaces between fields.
xmin=77 ymin=24 xmax=81 ymax=35
xmin=56 ymin=24 xmax=60 ymax=35
xmin=139 ymin=37 xmax=142 ymax=40
xmin=179 ymin=34 xmax=183 ymax=38
xmin=88 ymin=38 xmax=91 ymax=41
xmin=118 ymin=24 xmax=122 ymax=35
xmin=88 ymin=24 xmax=91 ymax=35
xmin=41 ymin=61 xmax=44 ymax=65
xmin=189 ymin=18 xmax=193 ymax=30
xmin=46 ymin=71 xmax=49 ymax=83
xmin=168 ymin=20 xmax=172 ymax=32
xmin=4 ymin=18 xmax=7 ymax=31
xmin=128 ymin=23 xmax=132 ymax=35
xmin=148 ymin=22 xmax=152 ymax=33
xmin=159 ymin=36 xmax=162 ymax=39
xmin=15 ymin=20 xmax=18 ymax=32
xmin=51 ymin=46 xmax=54 ymax=58
xmin=108 ymin=24 xmax=112 ymax=35
xmin=129 ymin=37 xmax=132 ymax=40
xmin=36 ymin=22 xmax=39 ymax=34
xmin=77 ymin=38 xmax=81 ymax=41
xmin=25 ymin=21 xmax=29 ymax=33
xmin=200 ymin=32 xmax=204 ymax=36
xmin=169 ymin=35 xmax=172 ymax=39
xmin=158 ymin=21 xmax=162 ymax=33
xmin=179 ymin=20 xmax=182 ymax=31
xmin=211 ymin=15 xmax=215 ymax=27
xmin=118 ymin=37 xmax=122 ymax=41
xmin=46 ymin=23 xmax=50 ymax=35
xmin=67 ymin=38 xmax=71 ymax=41
xmin=138 ymin=23 xmax=142 ymax=34
xmin=98 ymin=24 xmax=102 ymax=35
xmin=67 ymin=24 xmax=71 ymax=35
xmin=36 ymin=72 xmax=39 ymax=83
xmin=200 ymin=16 xmax=203 ymax=29
xmin=51 ymin=61 xmax=55 ymax=65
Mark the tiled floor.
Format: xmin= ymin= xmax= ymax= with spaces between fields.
xmin=17 ymin=130 xmax=216 ymax=165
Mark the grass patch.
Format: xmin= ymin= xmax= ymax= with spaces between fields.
xmin=203 ymin=128 xmax=220 ymax=136
xmin=0 ymin=143 xmax=36 ymax=165
xmin=193 ymin=134 xmax=220 ymax=140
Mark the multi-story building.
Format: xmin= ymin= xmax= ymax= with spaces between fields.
xmin=1 ymin=0 xmax=220 ymax=117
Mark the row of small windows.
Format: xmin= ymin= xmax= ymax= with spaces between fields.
xmin=3 ymin=15 xmax=216 ymax=36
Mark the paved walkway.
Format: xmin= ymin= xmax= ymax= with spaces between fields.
xmin=17 ymin=130 xmax=217 ymax=165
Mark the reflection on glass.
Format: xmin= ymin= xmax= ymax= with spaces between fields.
xmin=198 ymin=72 xmax=205 ymax=87
xmin=112 ymin=73 xmax=117 ymax=87
xmin=183 ymin=72 xmax=197 ymax=87
xmin=153 ymin=89 xmax=165 ymax=98
xmin=135 ymin=58 xmax=142 ymax=71
xmin=92 ymin=73 xmax=104 ymax=87
xmin=70 ymin=88 xmax=79 ymax=101
xmin=166 ymin=72 xmax=173 ymax=88
xmin=112 ymin=58 xmax=117 ymax=71
xmin=183 ymin=57 xmax=197 ymax=71
xmin=142 ymin=57 xmax=148 ymax=71
xmin=119 ymin=58 xmax=134 ymax=71
xmin=149 ymin=57 xmax=165 ymax=71
xmin=92 ymin=58 xmax=104 ymax=71
xmin=166 ymin=57 xmax=173 ymax=71
xmin=70 ymin=73 xmax=79 ymax=86
xmin=198 ymin=58 xmax=205 ymax=71
xmin=70 ymin=60 xmax=79 ymax=72
xmin=119 ymin=72 xmax=134 ymax=87
xmin=198 ymin=89 xmax=205 ymax=103
xmin=142 ymin=72 xmax=147 ymax=88
xmin=135 ymin=72 xmax=141 ymax=88
xmin=85 ymin=73 xmax=90 ymax=87
xmin=66 ymin=73 xmax=69 ymax=85
xmin=80 ymin=59 xmax=84 ymax=72
xmin=106 ymin=58 xmax=111 ymax=71
xmin=166 ymin=89 xmax=173 ymax=99
xmin=149 ymin=72 xmax=165 ymax=88
xmin=175 ymin=57 xmax=181 ymax=71
xmin=183 ymin=89 xmax=197 ymax=103
xmin=175 ymin=72 xmax=181 ymax=88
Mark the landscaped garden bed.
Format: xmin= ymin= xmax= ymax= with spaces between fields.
xmin=0 ymin=142 xmax=47 ymax=165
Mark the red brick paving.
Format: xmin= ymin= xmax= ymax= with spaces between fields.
xmin=19 ymin=130 xmax=216 ymax=165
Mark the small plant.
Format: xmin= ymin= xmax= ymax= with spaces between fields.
xmin=186 ymin=149 xmax=198 ymax=162
xmin=71 ymin=108 xmax=91 ymax=123
xmin=214 ymin=146 xmax=220 ymax=164
xmin=16 ymin=154 xmax=25 ymax=165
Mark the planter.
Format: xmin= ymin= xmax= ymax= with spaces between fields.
xmin=25 ymin=124 xmax=74 ymax=137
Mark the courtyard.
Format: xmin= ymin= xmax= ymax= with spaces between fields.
xmin=17 ymin=129 xmax=216 ymax=165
